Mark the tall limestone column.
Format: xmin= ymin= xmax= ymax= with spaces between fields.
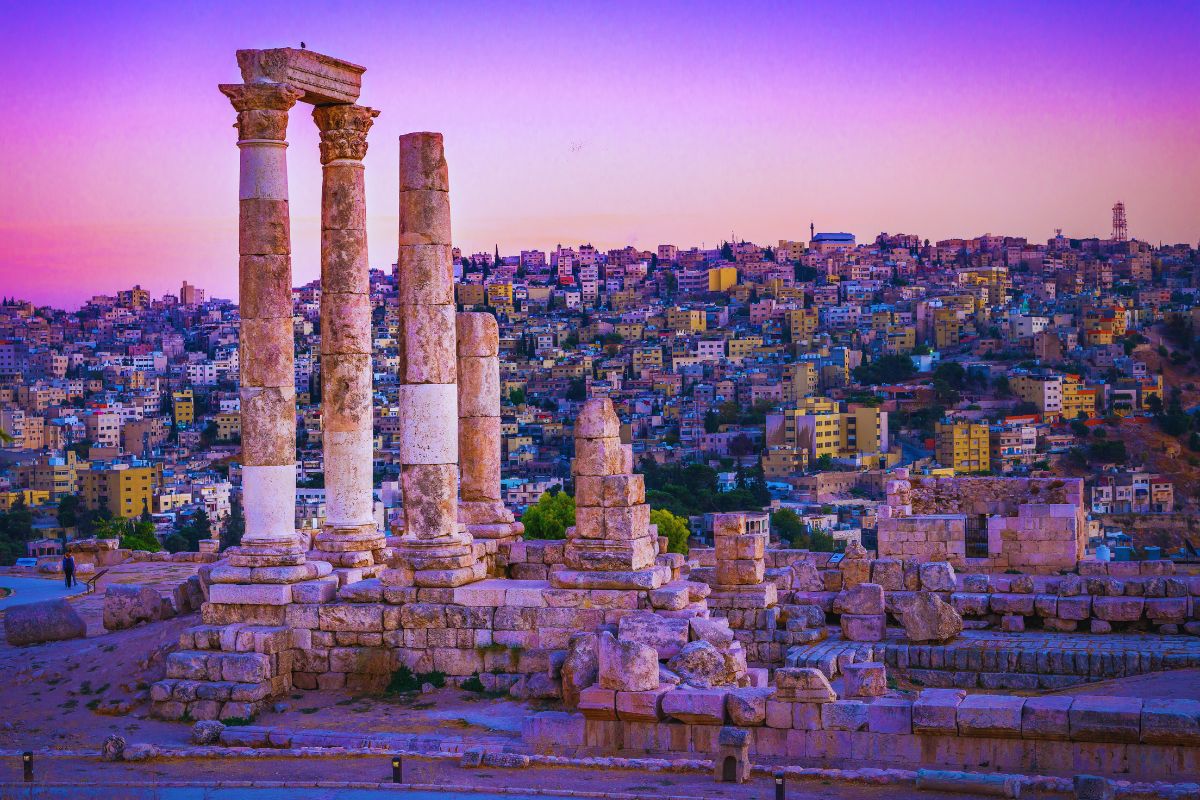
xmin=221 ymin=81 xmax=305 ymax=557
xmin=309 ymin=103 xmax=387 ymax=573
xmin=457 ymin=312 xmax=521 ymax=549
xmin=208 ymin=81 xmax=332 ymax=621
xmin=386 ymin=133 xmax=482 ymax=588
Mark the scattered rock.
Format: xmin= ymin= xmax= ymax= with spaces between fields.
xmin=121 ymin=743 xmax=159 ymax=762
xmin=901 ymin=592 xmax=962 ymax=643
xmin=100 ymin=734 xmax=126 ymax=762
xmin=667 ymin=640 xmax=740 ymax=688
xmin=597 ymin=631 xmax=659 ymax=692
xmin=103 ymin=585 xmax=167 ymax=631
xmin=190 ymin=721 xmax=225 ymax=746
xmin=4 ymin=599 xmax=87 ymax=646
xmin=560 ymin=632 xmax=599 ymax=708
xmin=618 ymin=612 xmax=689 ymax=659
xmin=834 ymin=583 xmax=885 ymax=615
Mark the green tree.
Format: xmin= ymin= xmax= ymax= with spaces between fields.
xmin=222 ymin=498 xmax=245 ymax=550
xmin=164 ymin=533 xmax=189 ymax=553
xmin=521 ymin=491 xmax=575 ymax=540
xmin=650 ymin=508 xmax=690 ymax=554
xmin=770 ymin=508 xmax=805 ymax=546
xmin=508 ymin=387 xmax=526 ymax=406
xmin=118 ymin=518 xmax=161 ymax=552
xmin=566 ymin=378 xmax=587 ymax=401
xmin=56 ymin=494 xmax=80 ymax=530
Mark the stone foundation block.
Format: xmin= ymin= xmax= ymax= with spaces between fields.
xmin=840 ymin=614 xmax=885 ymax=642
xmin=821 ymin=700 xmax=870 ymax=731
xmin=1093 ymin=596 xmax=1144 ymax=622
xmin=867 ymin=697 xmax=912 ymax=734
xmin=662 ymin=688 xmax=726 ymax=725
xmin=912 ymin=689 xmax=966 ymax=735
xmin=208 ymin=583 xmax=292 ymax=606
xmin=1021 ymin=695 xmax=1073 ymax=740
xmin=1070 ymin=696 xmax=1143 ymax=742
xmin=579 ymin=686 xmax=617 ymax=720
xmin=615 ymin=688 xmax=669 ymax=722
xmin=956 ymin=694 xmax=1025 ymax=738
xmin=1140 ymin=698 xmax=1200 ymax=745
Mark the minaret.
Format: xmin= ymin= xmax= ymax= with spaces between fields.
xmin=810 ymin=221 xmax=815 ymax=241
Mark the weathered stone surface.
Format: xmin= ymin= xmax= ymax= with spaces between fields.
xmin=834 ymin=583 xmax=884 ymax=615
xmin=917 ymin=561 xmax=956 ymax=592
xmin=901 ymin=592 xmax=963 ymax=643
xmin=1141 ymin=698 xmax=1200 ymax=745
xmin=867 ymin=697 xmax=912 ymax=734
xmin=775 ymin=667 xmax=836 ymax=703
xmin=842 ymin=662 xmax=887 ymax=698
xmin=1092 ymin=596 xmax=1144 ymax=622
xmin=191 ymin=720 xmax=226 ymax=745
xmin=791 ymin=561 xmax=824 ymax=592
xmin=578 ymin=685 xmax=616 ymax=720
xmin=615 ymin=688 xmax=668 ymax=722
xmin=576 ymin=398 xmax=622 ymax=439
xmin=661 ymin=688 xmax=726 ymax=725
xmin=5 ymin=598 xmax=87 ymax=645
xmin=597 ymin=630 xmax=659 ymax=692
xmin=840 ymin=613 xmax=885 ymax=642
xmin=726 ymin=687 xmax=772 ymax=726
xmin=667 ymin=640 xmax=740 ymax=689
xmin=1069 ymin=696 xmax=1143 ymax=743
xmin=913 ymin=689 xmax=966 ymax=734
xmin=560 ymin=632 xmax=598 ymax=709
xmin=618 ymin=613 xmax=688 ymax=659
xmin=1021 ymin=696 xmax=1073 ymax=740
xmin=103 ymin=584 xmax=166 ymax=631
xmin=956 ymin=694 xmax=1025 ymax=738
xmin=821 ymin=699 xmax=870 ymax=731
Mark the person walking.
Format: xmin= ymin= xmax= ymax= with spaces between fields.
xmin=62 ymin=552 xmax=76 ymax=589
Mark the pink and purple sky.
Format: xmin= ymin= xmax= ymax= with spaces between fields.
xmin=1 ymin=1 xmax=1197 ymax=308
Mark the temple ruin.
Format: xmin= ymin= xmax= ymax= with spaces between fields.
xmin=130 ymin=47 xmax=1200 ymax=787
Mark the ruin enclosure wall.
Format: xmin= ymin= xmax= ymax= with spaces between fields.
xmin=523 ymin=701 xmax=1200 ymax=783
xmin=877 ymin=516 xmax=967 ymax=564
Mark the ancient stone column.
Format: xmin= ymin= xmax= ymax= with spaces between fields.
xmin=220 ymin=81 xmax=306 ymax=557
xmin=387 ymin=132 xmax=482 ymax=588
xmin=309 ymin=103 xmax=386 ymax=573
xmin=457 ymin=312 xmax=521 ymax=545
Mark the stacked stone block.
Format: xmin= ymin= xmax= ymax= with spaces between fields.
xmin=706 ymin=512 xmax=779 ymax=662
xmin=388 ymin=132 xmax=481 ymax=589
xmin=456 ymin=311 xmax=522 ymax=560
xmin=554 ymin=399 xmax=666 ymax=591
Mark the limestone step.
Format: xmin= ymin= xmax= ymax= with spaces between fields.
xmin=165 ymin=648 xmax=286 ymax=684
xmin=180 ymin=624 xmax=295 ymax=654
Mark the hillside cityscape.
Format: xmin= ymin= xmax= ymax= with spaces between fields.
xmin=3 ymin=212 xmax=1197 ymax=561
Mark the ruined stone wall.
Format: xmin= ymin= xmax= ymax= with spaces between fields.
xmin=877 ymin=516 xmax=967 ymax=564
xmin=526 ymin=690 xmax=1200 ymax=783
xmin=907 ymin=476 xmax=1080 ymax=515
xmin=878 ymin=475 xmax=1086 ymax=573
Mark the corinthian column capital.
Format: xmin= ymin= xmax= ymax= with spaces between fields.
xmin=313 ymin=104 xmax=380 ymax=164
xmin=219 ymin=83 xmax=305 ymax=141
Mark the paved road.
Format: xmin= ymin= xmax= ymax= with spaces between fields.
xmin=0 ymin=575 xmax=86 ymax=609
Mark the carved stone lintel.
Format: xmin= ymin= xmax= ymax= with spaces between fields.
xmin=313 ymin=104 xmax=380 ymax=164
xmin=219 ymin=83 xmax=305 ymax=141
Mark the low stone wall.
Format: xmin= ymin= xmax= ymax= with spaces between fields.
xmin=527 ymin=689 xmax=1200 ymax=782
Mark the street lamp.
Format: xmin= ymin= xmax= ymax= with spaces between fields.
xmin=23 ymin=751 xmax=33 ymax=782
xmin=774 ymin=770 xmax=785 ymax=800
xmin=392 ymin=755 xmax=402 ymax=784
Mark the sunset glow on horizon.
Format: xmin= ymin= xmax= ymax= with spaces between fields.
xmin=1 ymin=0 xmax=1197 ymax=308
